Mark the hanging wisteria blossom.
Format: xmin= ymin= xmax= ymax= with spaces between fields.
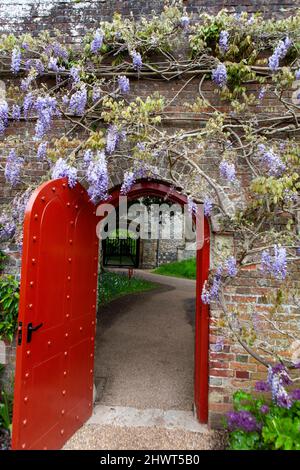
xmin=106 ymin=125 xmax=126 ymax=154
xmin=5 ymin=149 xmax=24 ymax=187
xmin=268 ymin=37 xmax=292 ymax=71
xmin=11 ymin=47 xmax=21 ymax=74
xmin=203 ymin=196 xmax=213 ymax=217
xmin=219 ymin=160 xmax=236 ymax=182
xmin=0 ymin=212 xmax=16 ymax=242
xmin=37 ymin=142 xmax=48 ymax=160
xmin=257 ymin=144 xmax=286 ymax=177
xmin=118 ymin=75 xmax=130 ymax=94
xmin=120 ymin=171 xmax=136 ymax=195
xmin=132 ymin=51 xmax=143 ymax=71
xmin=51 ymin=158 xmax=77 ymax=188
xmin=91 ymin=29 xmax=104 ymax=53
xmin=261 ymin=245 xmax=287 ymax=280
xmin=219 ymin=30 xmax=229 ymax=53
xmin=34 ymin=95 xmax=59 ymax=139
xmin=0 ymin=101 xmax=9 ymax=135
xmin=86 ymin=151 xmax=109 ymax=203
xmin=68 ymin=86 xmax=87 ymax=115
xmin=212 ymin=63 xmax=227 ymax=88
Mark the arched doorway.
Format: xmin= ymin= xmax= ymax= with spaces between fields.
xmin=11 ymin=178 xmax=210 ymax=450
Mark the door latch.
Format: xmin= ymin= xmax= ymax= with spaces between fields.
xmin=26 ymin=322 xmax=43 ymax=343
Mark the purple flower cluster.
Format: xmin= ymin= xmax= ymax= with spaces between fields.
xmin=255 ymin=380 xmax=271 ymax=392
xmin=227 ymin=410 xmax=261 ymax=432
xmin=69 ymin=86 xmax=87 ymax=115
xmin=219 ymin=160 xmax=236 ymax=182
xmin=118 ymin=75 xmax=130 ymax=94
xmin=92 ymin=86 xmax=101 ymax=103
xmin=258 ymin=87 xmax=266 ymax=101
xmin=225 ymin=256 xmax=238 ymax=277
xmin=257 ymin=144 xmax=286 ymax=177
xmin=120 ymin=171 xmax=136 ymax=195
xmin=187 ymin=196 xmax=197 ymax=215
xmin=203 ymin=196 xmax=213 ymax=217
xmin=0 ymin=212 xmax=16 ymax=242
xmin=267 ymin=364 xmax=293 ymax=408
xmin=37 ymin=141 xmax=48 ymax=160
xmin=51 ymin=158 xmax=77 ymax=188
xmin=23 ymin=92 xmax=34 ymax=118
xmin=11 ymin=104 xmax=21 ymax=121
xmin=11 ymin=47 xmax=21 ymax=74
xmin=34 ymin=95 xmax=59 ymax=139
xmin=201 ymin=265 xmax=223 ymax=304
xmin=70 ymin=66 xmax=81 ymax=84
xmin=268 ymin=37 xmax=292 ymax=71
xmin=5 ymin=149 xmax=24 ymax=187
xmin=132 ymin=51 xmax=143 ymax=71
xmin=51 ymin=43 xmax=69 ymax=60
xmin=219 ymin=30 xmax=229 ymax=53
xmin=295 ymin=69 xmax=300 ymax=80
xmin=180 ymin=16 xmax=190 ymax=29
xmin=20 ymin=75 xmax=34 ymax=92
xmin=214 ymin=336 xmax=224 ymax=352
xmin=106 ymin=124 xmax=126 ymax=154
xmin=83 ymin=149 xmax=93 ymax=166
xmin=261 ymin=245 xmax=287 ymax=280
xmin=91 ymin=29 xmax=104 ymax=54
xmin=25 ymin=59 xmax=44 ymax=75
xmin=212 ymin=63 xmax=227 ymax=88
xmin=0 ymin=101 xmax=9 ymax=135
xmin=86 ymin=151 xmax=109 ymax=203
xmin=48 ymin=57 xmax=59 ymax=72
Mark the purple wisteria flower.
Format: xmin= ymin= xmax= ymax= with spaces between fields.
xmin=70 ymin=66 xmax=81 ymax=84
xmin=69 ymin=86 xmax=87 ymax=115
xmin=120 ymin=171 xmax=136 ymax=195
xmin=51 ymin=43 xmax=68 ymax=60
xmin=51 ymin=158 xmax=77 ymax=188
xmin=48 ymin=57 xmax=59 ymax=72
xmin=267 ymin=364 xmax=293 ymax=408
xmin=106 ymin=124 xmax=126 ymax=154
xmin=83 ymin=149 xmax=93 ymax=166
xmin=0 ymin=212 xmax=16 ymax=242
xmin=132 ymin=51 xmax=143 ymax=71
xmin=225 ymin=256 xmax=238 ymax=277
xmin=268 ymin=37 xmax=292 ymax=71
xmin=201 ymin=281 xmax=211 ymax=304
xmin=21 ymin=75 xmax=34 ymax=92
xmin=255 ymin=380 xmax=271 ymax=392
xmin=86 ymin=151 xmax=109 ymax=203
xmin=25 ymin=59 xmax=44 ymax=75
xmin=201 ymin=265 xmax=223 ymax=304
xmin=295 ymin=69 xmax=300 ymax=80
xmin=34 ymin=95 xmax=59 ymax=139
xmin=118 ymin=75 xmax=130 ymax=94
xmin=203 ymin=196 xmax=213 ymax=217
xmin=11 ymin=47 xmax=21 ymax=74
xmin=257 ymin=144 xmax=286 ymax=177
xmin=5 ymin=149 xmax=24 ymax=187
xmin=91 ymin=29 xmax=104 ymax=54
xmin=227 ymin=410 xmax=261 ymax=432
xmin=214 ymin=336 xmax=224 ymax=352
xmin=219 ymin=160 xmax=236 ymax=182
xmin=23 ymin=92 xmax=34 ymax=118
xmin=258 ymin=87 xmax=266 ymax=101
xmin=261 ymin=245 xmax=287 ymax=280
xmin=180 ymin=16 xmax=190 ymax=29
xmin=11 ymin=104 xmax=21 ymax=121
xmin=290 ymin=389 xmax=300 ymax=401
xmin=260 ymin=405 xmax=269 ymax=414
xmin=187 ymin=196 xmax=197 ymax=215
xmin=0 ymin=101 xmax=9 ymax=135
xmin=92 ymin=86 xmax=101 ymax=103
xmin=219 ymin=30 xmax=229 ymax=54
xmin=37 ymin=141 xmax=48 ymax=159
xmin=212 ymin=63 xmax=227 ymax=88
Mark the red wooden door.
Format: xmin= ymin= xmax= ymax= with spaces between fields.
xmin=12 ymin=178 xmax=99 ymax=450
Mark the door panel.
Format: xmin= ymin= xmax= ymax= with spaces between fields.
xmin=12 ymin=178 xmax=98 ymax=450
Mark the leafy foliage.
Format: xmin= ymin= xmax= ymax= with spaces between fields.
xmin=0 ymin=275 xmax=20 ymax=342
xmin=227 ymin=390 xmax=300 ymax=450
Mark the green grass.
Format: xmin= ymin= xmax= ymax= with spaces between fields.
xmin=98 ymin=271 xmax=158 ymax=306
xmin=153 ymin=258 xmax=196 ymax=280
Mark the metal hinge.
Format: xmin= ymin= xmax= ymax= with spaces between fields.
xmin=17 ymin=321 xmax=23 ymax=346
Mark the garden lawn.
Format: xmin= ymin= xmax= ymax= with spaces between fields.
xmin=153 ymin=258 xmax=196 ymax=280
xmin=98 ymin=271 xmax=158 ymax=306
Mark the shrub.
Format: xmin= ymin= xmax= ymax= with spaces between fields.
xmin=0 ymin=275 xmax=20 ymax=342
xmin=226 ymin=389 xmax=300 ymax=450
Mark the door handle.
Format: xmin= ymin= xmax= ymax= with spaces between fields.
xmin=27 ymin=322 xmax=43 ymax=343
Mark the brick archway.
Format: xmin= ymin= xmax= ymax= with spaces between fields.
xmin=12 ymin=177 xmax=210 ymax=450
xmin=105 ymin=180 xmax=210 ymax=423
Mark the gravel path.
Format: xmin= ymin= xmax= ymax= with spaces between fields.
xmin=64 ymin=424 xmax=226 ymax=450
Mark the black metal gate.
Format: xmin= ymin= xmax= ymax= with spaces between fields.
xmin=102 ymin=236 xmax=140 ymax=267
